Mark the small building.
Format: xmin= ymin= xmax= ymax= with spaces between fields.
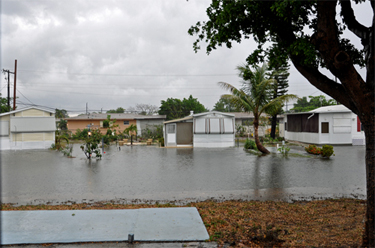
xmin=164 ymin=111 xmax=235 ymax=148
xmin=285 ymin=105 xmax=365 ymax=145
xmin=65 ymin=113 xmax=166 ymax=136
xmin=0 ymin=107 xmax=56 ymax=150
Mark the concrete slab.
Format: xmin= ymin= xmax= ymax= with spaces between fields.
xmin=1 ymin=208 xmax=209 ymax=245
xmin=134 ymin=208 xmax=209 ymax=241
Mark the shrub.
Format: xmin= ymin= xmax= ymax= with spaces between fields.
xmin=305 ymin=145 xmax=322 ymax=155
xmin=278 ymin=145 xmax=290 ymax=156
xmin=321 ymin=145 xmax=335 ymax=158
xmin=244 ymin=139 xmax=257 ymax=150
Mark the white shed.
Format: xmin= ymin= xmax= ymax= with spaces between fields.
xmin=285 ymin=105 xmax=365 ymax=145
xmin=0 ymin=107 xmax=56 ymax=150
xmin=164 ymin=111 xmax=235 ymax=148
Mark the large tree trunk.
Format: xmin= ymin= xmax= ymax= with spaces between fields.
xmin=270 ymin=114 xmax=277 ymax=139
xmin=362 ymin=120 xmax=375 ymax=247
xmin=253 ymin=117 xmax=270 ymax=154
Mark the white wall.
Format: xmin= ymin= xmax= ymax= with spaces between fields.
xmin=0 ymin=137 xmax=54 ymax=150
xmin=318 ymin=113 xmax=352 ymax=144
xmin=194 ymin=134 xmax=234 ymax=148
xmin=285 ymin=131 xmax=320 ymax=144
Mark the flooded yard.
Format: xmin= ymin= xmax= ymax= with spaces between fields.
xmin=1 ymin=144 xmax=366 ymax=205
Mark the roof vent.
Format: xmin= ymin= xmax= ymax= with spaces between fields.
xmin=190 ymin=111 xmax=194 ymax=116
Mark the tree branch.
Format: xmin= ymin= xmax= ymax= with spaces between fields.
xmin=340 ymin=0 xmax=370 ymax=43
xmin=291 ymin=61 xmax=359 ymax=114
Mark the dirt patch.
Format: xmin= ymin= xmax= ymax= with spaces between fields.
xmin=2 ymin=198 xmax=365 ymax=247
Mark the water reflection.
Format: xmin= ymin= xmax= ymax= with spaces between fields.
xmin=1 ymin=144 xmax=366 ymax=205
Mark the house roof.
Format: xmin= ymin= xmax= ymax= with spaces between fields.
xmin=65 ymin=113 xmax=166 ymax=120
xmin=164 ymin=111 xmax=235 ymax=124
xmin=286 ymin=105 xmax=351 ymax=115
xmin=164 ymin=116 xmax=193 ymax=124
xmin=309 ymin=105 xmax=351 ymax=113
xmin=193 ymin=111 xmax=235 ymax=118
xmin=0 ymin=106 xmax=55 ymax=117
xmin=230 ymin=112 xmax=284 ymax=119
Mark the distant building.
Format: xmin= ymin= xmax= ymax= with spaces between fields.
xmin=231 ymin=112 xmax=285 ymax=137
xmin=65 ymin=113 xmax=166 ymax=136
xmin=285 ymin=105 xmax=365 ymax=145
xmin=0 ymin=107 xmax=56 ymax=150
xmin=164 ymin=111 xmax=235 ymax=148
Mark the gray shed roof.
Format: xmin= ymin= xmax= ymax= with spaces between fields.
xmin=0 ymin=106 xmax=55 ymax=117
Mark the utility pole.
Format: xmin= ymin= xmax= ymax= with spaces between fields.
xmin=13 ymin=60 xmax=17 ymax=110
xmin=2 ymin=69 xmax=14 ymax=110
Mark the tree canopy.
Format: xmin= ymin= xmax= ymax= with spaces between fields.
xmin=107 ymin=107 xmax=125 ymax=113
xmin=55 ymin=109 xmax=69 ymax=118
xmin=267 ymin=60 xmax=290 ymax=138
xmin=189 ymin=1 xmax=374 ymax=245
xmin=291 ymin=95 xmax=337 ymax=113
xmin=158 ymin=95 xmax=207 ymax=120
xmin=0 ymin=94 xmax=10 ymax=113
xmin=212 ymin=96 xmax=242 ymax=112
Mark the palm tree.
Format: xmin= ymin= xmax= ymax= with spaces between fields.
xmin=219 ymin=63 xmax=297 ymax=154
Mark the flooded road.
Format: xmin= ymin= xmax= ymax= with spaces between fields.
xmin=1 ymin=144 xmax=366 ymax=205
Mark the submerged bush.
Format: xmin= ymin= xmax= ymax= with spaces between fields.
xmin=305 ymin=145 xmax=322 ymax=155
xmin=244 ymin=139 xmax=257 ymax=150
xmin=321 ymin=145 xmax=335 ymax=158
xmin=277 ymin=145 xmax=290 ymax=156
xmin=305 ymin=144 xmax=335 ymax=158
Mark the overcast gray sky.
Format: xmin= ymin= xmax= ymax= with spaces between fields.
xmin=1 ymin=0 xmax=371 ymax=115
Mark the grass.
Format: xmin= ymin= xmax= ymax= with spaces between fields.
xmin=1 ymin=198 xmax=365 ymax=247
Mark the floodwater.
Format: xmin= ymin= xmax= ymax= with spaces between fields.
xmin=1 ymin=144 xmax=366 ymax=205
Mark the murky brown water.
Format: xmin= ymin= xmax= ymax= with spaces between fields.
xmin=1 ymin=144 xmax=366 ymax=205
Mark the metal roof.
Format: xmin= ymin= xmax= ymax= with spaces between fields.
xmin=164 ymin=116 xmax=193 ymax=124
xmin=66 ymin=113 xmax=166 ymax=120
xmin=285 ymin=105 xmax=350 ymax=115
xmin=0 ymin=106 xmax=55 ymax=117
xmin=309 ymin=105 xmax=351 ymax=113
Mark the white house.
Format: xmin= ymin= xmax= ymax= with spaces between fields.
xmin=0 ymin=107 xmax=56 ymax=150
xmin=285 ymin=105 xmax=365 ymax=145
xmin=164 ymin=111 xmax=235 ymax=148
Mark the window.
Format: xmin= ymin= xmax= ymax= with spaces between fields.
xmin=124 ymin=121 xmax=129 ymax=125
xmin=321 ymin=122 xmax=329 ymax=133
xmin=167 ymin=125 xmax=175 ymax=133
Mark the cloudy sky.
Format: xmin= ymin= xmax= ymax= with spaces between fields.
xmin=1 ymin=0 xmax=371 ymax=115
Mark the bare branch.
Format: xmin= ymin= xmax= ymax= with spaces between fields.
xmin=340 ymin=0 xmax=370 ymax=43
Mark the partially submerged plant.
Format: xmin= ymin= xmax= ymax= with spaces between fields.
xmin=277 ymin=145 xmax=290 ymax=156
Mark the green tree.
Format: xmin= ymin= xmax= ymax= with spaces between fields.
xmin=189 ymin=2 xmax=374 ymax=244
xmin=158 ymin=98 xmax=183 ymax=120
xmin=158 ymin=95 xmax=207 ymax=120
xmin=268 ymin=60 xmax=290 ymax=139
xmin=291 ymin=95 xmax=337 ymax=113
xmin=55 ymin=109 xmax=68 ymax=118
xmin=107 ymin=107 xmax=125 ymax=113
xmin=80 ymin=129 xmax=102 ymax=159
xmin=212 ymin=96 xmax=242 ymax=112
xmin=181 ymin=95 xmax=207 ymax=116
xmin=219 ymin=63 xmax=297 ymax=154
xmin=57 ymin=119 xmax=68 ymax=130
xmin=0 ymin=93 xmax=12 ymax=113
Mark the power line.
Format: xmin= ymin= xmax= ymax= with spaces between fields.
xmin=17 ymin=69 xmax=238 ymax=77
xmin=16 ymin=89 xmax=35 ymax=105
